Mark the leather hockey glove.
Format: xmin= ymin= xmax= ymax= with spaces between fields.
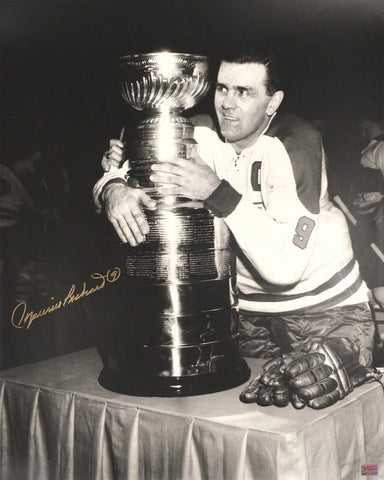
xmin=239 ymin=357 xmax=291 ymax=407
xmin=240 ymin=352 xmax=309 ymax=409
xmin=284 ymin=337 xmax=380 ymax=409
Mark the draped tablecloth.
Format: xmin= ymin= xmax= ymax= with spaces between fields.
xmin=0 ymin=348 xmax=383 ymax=480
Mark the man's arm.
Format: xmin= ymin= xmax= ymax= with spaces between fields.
xmin=92 ymin=140 xmax=156 ymax=245
xmin=92 ymin=163 xmax=129 ymax=213
xmin=93 ymin=139 xmax=130 ymax=212
xmin=151 ymin=135 xmax=324 ymax=286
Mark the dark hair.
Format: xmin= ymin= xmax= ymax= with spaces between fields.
xmin=220 ymin=52 xmax=282 ymax=96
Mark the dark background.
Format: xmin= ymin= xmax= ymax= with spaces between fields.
xmin=0 ymin=0 xmax=384 ymax=367
xmin=1 ymin=0 xmax=384 ymax=181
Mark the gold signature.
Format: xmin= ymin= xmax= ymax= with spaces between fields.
xmin=11 ymin=267 xmax=121 ymax=330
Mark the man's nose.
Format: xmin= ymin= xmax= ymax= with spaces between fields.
xmin=222 ymin=91 xmax=237 ymax=109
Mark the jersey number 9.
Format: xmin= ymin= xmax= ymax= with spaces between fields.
xmin=293 ymin=216 xmax=315 ymax=249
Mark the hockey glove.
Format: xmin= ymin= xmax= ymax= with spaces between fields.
xmin=284 ymin=337 xmax=380 ymax=409
xmin=239 ymin=357 xmax=291 ymax=407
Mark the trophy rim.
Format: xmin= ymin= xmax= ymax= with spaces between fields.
xmin=118 ymin=51 xmax=209 ymax=63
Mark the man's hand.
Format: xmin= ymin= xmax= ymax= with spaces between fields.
xmin=103 ymin=183 xmax=156 ymax=245
xmin=149 ymin=147 xmax=221 ymax=200
xmin=102 ymin=139 xmax=124 ymax=172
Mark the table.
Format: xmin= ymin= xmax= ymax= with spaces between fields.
xmin=0 ymin=348 xmax=383 ymax=480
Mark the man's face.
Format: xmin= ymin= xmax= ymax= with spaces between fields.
xmin=214 ymin=62 xmax=276 ymax=152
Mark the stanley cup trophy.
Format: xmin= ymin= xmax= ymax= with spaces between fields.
xmin=98 ymin=52 xmax=250 ymax=396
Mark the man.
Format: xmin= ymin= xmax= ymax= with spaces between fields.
xmin=350 ymin=111 xmax=384 ymax=309
xmin=94 ymin=52 xmax=377 ymax=406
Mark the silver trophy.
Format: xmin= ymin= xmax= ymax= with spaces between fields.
xmin=99 ymin=52 xmax=250 ymax=396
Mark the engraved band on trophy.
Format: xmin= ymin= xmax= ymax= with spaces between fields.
xmin=98 ymin=52 xmax=250 ymax=396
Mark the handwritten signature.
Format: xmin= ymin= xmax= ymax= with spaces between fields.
xmin=11 ymin=267 xmax=121 ymax=330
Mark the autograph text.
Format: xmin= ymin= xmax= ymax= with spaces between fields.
xmin=11 ymin=267 xmax=121 ymax=330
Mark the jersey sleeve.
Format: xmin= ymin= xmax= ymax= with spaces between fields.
xmin=224 ymin=116 xmax=324 ymax=286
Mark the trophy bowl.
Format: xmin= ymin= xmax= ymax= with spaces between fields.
xmin=118 ymin=51 xmax=211 ymax=112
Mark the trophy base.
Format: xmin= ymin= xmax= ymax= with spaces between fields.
xmin=98 ymin=357 xmax=250 ymax=397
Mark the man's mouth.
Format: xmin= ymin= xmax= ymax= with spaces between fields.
xmin=222 ymin=114 xmax=238 ymax=122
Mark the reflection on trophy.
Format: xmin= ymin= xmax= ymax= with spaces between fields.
xmin=98 ymin=52 xmax=250 ymax=396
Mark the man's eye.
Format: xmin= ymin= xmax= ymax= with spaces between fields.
xmin=216 ymin=85 xmax=227 ymax=93
xmin=236 ymin=88 xmax=249 ymax=97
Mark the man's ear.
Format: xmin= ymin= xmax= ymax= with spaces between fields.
xmin=267 ymin=90 xmax=284 ymax=116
